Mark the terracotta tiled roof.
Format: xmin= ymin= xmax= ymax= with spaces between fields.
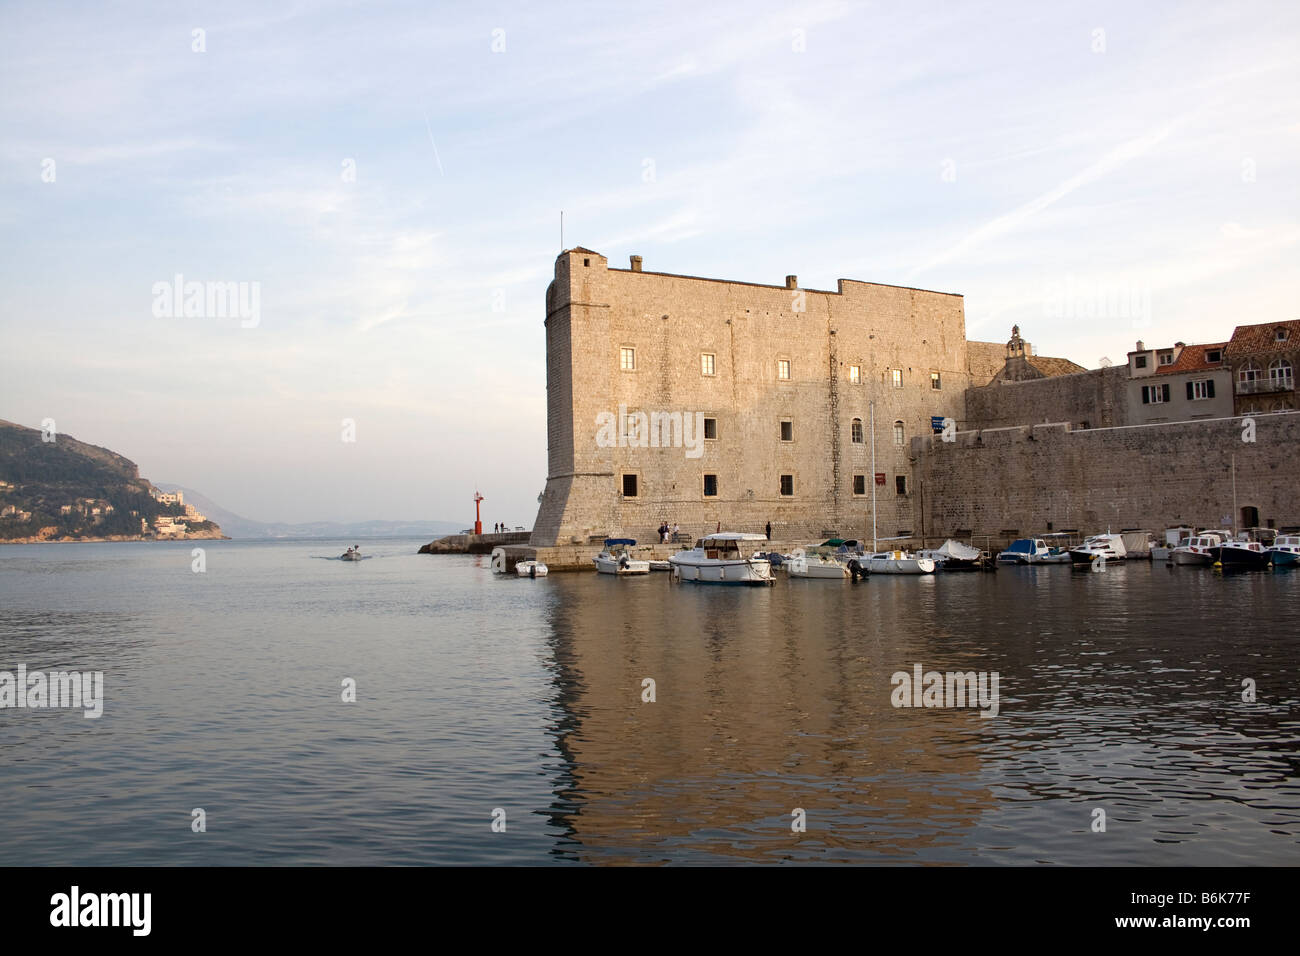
xmin=1225 ymin=319 xmax=1300 ymax=356
xmin=1154 ymin=342 xmax=1228 ymax=376
xmin=1027 ymin=356 xmax=1087 ymax=377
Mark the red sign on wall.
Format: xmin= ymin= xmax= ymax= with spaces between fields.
xmin=874 ymin=473 xmax=886 ymax=486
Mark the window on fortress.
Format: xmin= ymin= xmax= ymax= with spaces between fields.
xmin=853 ymin=474 xmax=866 ymax=496
xmin=704 ymin=417 xmax=717 ymax=440
xmin=622 ymin=475 xmax=638 ymax=497
xmin=703 ymin=474 xmax=718 ymax=497
xmin=701 ymin=353 xmax=715 ymax=376
xmin=849 ymin=365 xmax=860 ymax=384
xmin=931 ymin=371 xmax=942 ymax=390
xmin=893 ymin=422 xmax=904 ymax=445
xmin=778 ymin=359 xmax=791 ymax=381
xmin=851 ymin=419 xmax=863 ymax=443
xmin=780 ymin=420 xmax=793 ymax=442
xmin=895 ymin=475 xmax=907 ymax=496
xmin=1141 ymin=384 xmax=1170 ymax=404
xmin=890 ymin=369 xmax=903 ymax=388
xmin=620 ymin=347 xmax=636 ymax=371
xmin=1188 ymin=380 xmax=1215 ymax=401
xmin=780 ymin=475 xmax=794 ymax=496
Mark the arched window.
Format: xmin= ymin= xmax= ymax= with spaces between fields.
xmin=851 ymin=418 xmax=863 ymax=443
xmin=893 ymin=421 xmax=905 ymax=445
xmin=1268 ymin=358 xmax=1293 ymax=388
xmin=1239 ymin=362 xmax=1261 ymax=383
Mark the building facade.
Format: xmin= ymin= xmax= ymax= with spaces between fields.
xmin=530 ymin=248 xmax=1014 ymax=547
xmin=1225 ymin=319 xmax=1298 ymax=415
xmin=1124 ymin=339 xmax=1233 ymax=424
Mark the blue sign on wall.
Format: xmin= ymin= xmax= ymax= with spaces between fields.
xmin=931 ymin=416 xmax=945 ymax=433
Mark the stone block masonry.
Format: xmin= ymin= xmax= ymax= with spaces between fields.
xmin=530 ymin=248 xmax=978 ymax=548
xmin=912 ymin=412 xmax=1300 ymax=538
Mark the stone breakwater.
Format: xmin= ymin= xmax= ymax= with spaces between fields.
xmin=417 ymin=531 xmax=531 ymax=555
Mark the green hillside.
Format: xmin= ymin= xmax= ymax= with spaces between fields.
xmin=0 ymin=420 xmax=217 ymax=540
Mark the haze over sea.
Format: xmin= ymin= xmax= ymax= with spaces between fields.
xmin=0 ymin=539 xmax=1296 ymax=865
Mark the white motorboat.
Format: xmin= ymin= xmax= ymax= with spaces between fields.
xmin=669 ymin=533 xmax=774 ymax=585
xmin=1069 ymin=533 xmax=1128 ymax=567
xmin=593 ymin=538 xmax=650 ymax=575
xmin=648 ymin=560 xmax=671 ymax=571
xmin=515 ymin=559 xmax=548 ymax=577
xmin=786 ymin=547 xmax=849 ymax=579
xmin=1170 ymin=530 xmax=1230 ymax=566
xmin=865 ymin=550 xmax=935 ymax=574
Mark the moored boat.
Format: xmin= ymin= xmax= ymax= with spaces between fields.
xmin=1170 ymin=531 xmax=1229 ymax=566
xmin=917 ymin=538 xmax=986 ymax=571
xmin=669 ymin=533 xmax=774 ymax=585
xmin=865 ymin=549 xmax=935 ymax=574
xmin=1268 ymin=534 xmax=1300 ymax=567
xmin=1069 ymin=533 xmax=1127 ymax=567
xmin=593 ymin=538 xmax=650 ymax=575
xmin=515 ymin=559 xmax=548 ymax=577
xmin=787 ymin=547 xmax=849 ymax=579
xmin=997 ymin=538 xmax=1050 ymax=564
xmin=1217 ymin=532 xmax=1271 ymax=570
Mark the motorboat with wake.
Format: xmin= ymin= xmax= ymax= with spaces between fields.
xmin=669 ymin=533 xmax=774 ymax=585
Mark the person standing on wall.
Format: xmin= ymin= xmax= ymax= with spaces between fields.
xmin=765 ymin=521 xmax=772 ymax=540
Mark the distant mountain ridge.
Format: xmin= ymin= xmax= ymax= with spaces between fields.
xmin=153 ymin=484 xmax=466 ymax=540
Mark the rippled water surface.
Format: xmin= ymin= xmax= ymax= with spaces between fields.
xmin=0 ymin=539 xmax=1297 ymax=865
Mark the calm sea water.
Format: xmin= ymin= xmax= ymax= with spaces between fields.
xmin=0 ymin=538 xmax=1296 ymax=865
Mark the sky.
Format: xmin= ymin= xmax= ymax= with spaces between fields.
xmin=1 ymin=0 xmax=1296 ymax=525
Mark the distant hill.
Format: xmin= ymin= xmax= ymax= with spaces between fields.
xmin=0 ymin=419 xmax=221 ymax=541
xmin=153 ymin=484 xmax=467 ymax=540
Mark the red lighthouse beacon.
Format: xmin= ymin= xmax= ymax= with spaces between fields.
xmin=473 ymin=490 xmax=484 ymax=536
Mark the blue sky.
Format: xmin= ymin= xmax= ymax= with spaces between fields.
xmin=1 ymin=0 xmax=1296 ymax=524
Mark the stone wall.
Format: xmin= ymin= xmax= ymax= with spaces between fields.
xmin=912 ymin=412 xmax=1300 ymax=538
xmin=964 ymin=366 xmax=1130 ymax=430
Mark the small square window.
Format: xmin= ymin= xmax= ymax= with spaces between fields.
xmin=701 ymin=353 xmax=716 ymax=376
xmin=1206 ymin=349 xmax=1222 ymax=363
xmin=890 ymin=368 xmax=903 ymax=388
xmin=849 ymin=365 xmax=860 ymax=384
xmin=620 ymin=347 xmax=636 ymax=371
xmin=583 ymin=258 xmax=590 ymax=266
xmin=1158 ymin=351 xmax=1174 ymax=366
xmin=779 ymin=475 xmax=794 ymax=496
xmin=780 ymin=420 xmax=793 ymax=442
xmin=1135 ymin=355 xmax=1148 ymax=369
xmin=1277 ymin=328 xmax=1289 ymax=342
xmin=703 ymin=474 xmax=718 ymax=497
xmin=622 ymin=474 xmax=638 ymax=497
xmin=931 ymin=371 xmax=942 ymax=390
xmin=853 ymin=474 xmax=866 ymax=495
xmin=703 ymin=417 xmax=717 ymax=440
xmin=895 ymin=475 xmax=907 ymax=496
xmin=778 ymin=359 xmax=791 ymax=380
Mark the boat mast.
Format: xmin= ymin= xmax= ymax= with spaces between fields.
xmin=870 ymin=399 xmax=877 ymax=552
xmin=1231 ymin=452 xmax=1237 ymax=536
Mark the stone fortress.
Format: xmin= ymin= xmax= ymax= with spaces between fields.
xmin=528 ymin=247 xmax=1298 ymax=559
